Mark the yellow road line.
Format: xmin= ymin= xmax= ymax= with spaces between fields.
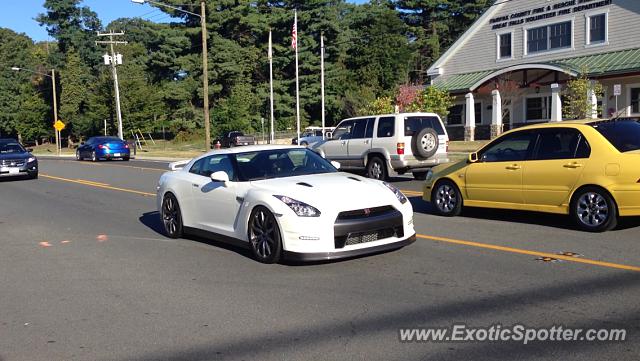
xmin=401 ymin=189 xmax=423 ymax=196
xmin=75 ymin=179 xmax=110 ymax=186
xmin=41 ymin=174 xmax=155 ymax=197
xmin=417 ymin=233 xmax=640 ymax=272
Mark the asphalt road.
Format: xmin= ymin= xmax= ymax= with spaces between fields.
xmin=1 ymin=158 xmax=639 ymax=361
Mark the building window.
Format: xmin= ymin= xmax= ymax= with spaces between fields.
xmin=589 ymin=14 xmax=606 ymax=44
xmin=527 ymin=26 xmax=548 ymax=53
xmin=549 ymin=22 xmax=572 ymax=49
xmin=631 ymin=88 xmax=640 ymax=114
xmin=475 ymin=103 xmax=482 ymax=124
xmin=499 ymin=33 xmax=512 ymax=59
xmin=447 ymin=104 xmax=464 ymax=125
xmin=525 ymin=96 xmax=552 ymax=121
xmin=527 ymin=21 xmax=572 ymax=54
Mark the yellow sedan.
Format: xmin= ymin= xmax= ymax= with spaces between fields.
xmin=423 ymin=119 xmax=640 ymax=232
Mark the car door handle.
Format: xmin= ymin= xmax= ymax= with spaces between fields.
xmin=505 ymin=164 xmax=521 ymax=170
xmin=341 ymin=141 xmax=347 ymax=145
xmin=563 ymin=163 xmax=583 ymax=168
xmin=364 ymin=139 xmax=370 ymax=144
xmin=192 ymin=183 xmax=199 ymax=188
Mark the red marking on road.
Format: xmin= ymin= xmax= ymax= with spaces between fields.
xmin=96 ymin=234 xmax=108 ymax=242
xmin=39 ymin=241 xmax=52 ymax=247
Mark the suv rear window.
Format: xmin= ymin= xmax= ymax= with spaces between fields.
xmin=592 ymin=120 xmax=640 ymax=152
xmin=404 ymin=116 xmax=445 ymax=136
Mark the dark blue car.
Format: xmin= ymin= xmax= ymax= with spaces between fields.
xmin=76 ymin=136 xmax=130 ymax=162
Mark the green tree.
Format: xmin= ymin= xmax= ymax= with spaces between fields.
xmin=360 ymin=96 xmax=394 ymax=115
xmin=563 ymin=70 xmax=604 ymax=120
xmin=414 ymin=86 xmax=455 ymax=117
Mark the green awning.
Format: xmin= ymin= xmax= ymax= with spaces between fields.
xmin=434 ymin=48 xmax=640 ymax=93
xmin=550 ymin=48 xmax=640 ymax=76
xmin=434 ymin=70 xmax=494 ymax=93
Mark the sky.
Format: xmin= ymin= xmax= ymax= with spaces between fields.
xmin=0 ymin=0 xmax=367 ymax=42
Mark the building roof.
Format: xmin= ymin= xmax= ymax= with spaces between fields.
xmin=434 ymin=47 xmax=640 ymax=93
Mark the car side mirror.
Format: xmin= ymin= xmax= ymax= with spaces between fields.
xmin=330 ymin=161 xmax=341 ymax=170
xmin=26 ymin=148 xmax=34 ymax=153
xmin=468 ymin=152 xmax=479 ymax=163
xmin=210 ymin=171 xmax=231 ymax=186
xmin=325 ymin=132 xmax=333 ymax=139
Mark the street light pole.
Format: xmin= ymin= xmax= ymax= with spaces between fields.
xmin=132 ymin=0 xmax=211 ymax=150
xmin=11 ymin=67 xmax=59 ymax=155
xmin=200 ymin=0 xmax=211 ymax=151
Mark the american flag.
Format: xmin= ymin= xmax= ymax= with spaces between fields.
xmin=291 ymin=11 xmax=297 ymax=49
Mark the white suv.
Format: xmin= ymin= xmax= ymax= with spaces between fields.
xmin=312 ymin=112 xmax=449 ymax=180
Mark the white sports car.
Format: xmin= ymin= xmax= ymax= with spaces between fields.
xmin=156 ymin=145 xmax=415 ymax=263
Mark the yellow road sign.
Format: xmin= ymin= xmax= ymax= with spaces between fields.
xmin=54 ymin=120 xmax=65 ymax=131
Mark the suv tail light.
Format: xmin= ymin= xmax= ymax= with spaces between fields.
xmin=397 ymin=142 xmax=405 ymax=155
xmin=124 ymin=143 xmax=129 ymax=149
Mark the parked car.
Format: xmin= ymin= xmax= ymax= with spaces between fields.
xmin=291 ymin=127 xmax=334 ymax=146
xmin=217 ymin=131 xmax=256 ymax=148
xmin=76 ymin=136 xmax=130 ymax=162
xmin=311 ymin=112 xmax=449 ymax=180
xmin=157 ymin=145 xmax=415 ymax=263
xmin=0 ymin=138 xmax=38 ymax=179
xmin=423 ymin=118 xmax=640 ymax=232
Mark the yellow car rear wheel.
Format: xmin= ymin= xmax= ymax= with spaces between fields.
xmin=570 ymin=186 xmax=618 ymax=232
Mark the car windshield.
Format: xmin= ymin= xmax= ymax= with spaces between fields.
xmin=234 ymin=148 xmax=337 ymax=181
xmin=592 ymin=119 xmax=640 ymax=152
xmin=0 ymin=142 xmax=26 ymax=154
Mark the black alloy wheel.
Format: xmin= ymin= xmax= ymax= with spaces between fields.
xmin=248 ymin=206 xmax=282 ymax=264
xmin=161 ymin=193 xmax=183 ymax=238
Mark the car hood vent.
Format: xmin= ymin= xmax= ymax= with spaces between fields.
xmin=347 ymin=176 xmax=361 ymax=182
xmin=296 ymin=182 xmax=313 ymax=187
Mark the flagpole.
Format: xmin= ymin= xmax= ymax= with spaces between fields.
xmin=269 ymin=29 xmax=275 ymax=144
xmin=320 ymin=32 xmax=325 ymax=140
xmin=294 ymin=9 xmax=301 ymax=145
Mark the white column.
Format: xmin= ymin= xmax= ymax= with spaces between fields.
xmin=550 ymin=83 xmax=562 ymax=122
xmin=465 ymin=92 xmax=475 ymax=141
xmin=491 ymin=89 xmax=502 ymax=138
xmin=588 ymin=86 xmax=598 ymax=119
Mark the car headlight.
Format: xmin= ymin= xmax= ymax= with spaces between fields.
xmin=273 ymin=195 xmax=321 ymax=217
xmin=27 ymin=157 xmax=36 ymax=163
xmin=383 ymin=182 xmax=407 ymax=204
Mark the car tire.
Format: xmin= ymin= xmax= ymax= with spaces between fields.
xmin=366 ymin=156 xmax=388 ymax=181
xmin=161 ymin=193 xmax=183 ymax=239
xmin=29 ymin=172 xmax=38 ymax=180
xmin=91 ymin=151 xmax=98 ymax=162
xmin=300 ymin=141 xmax=308 ymax=147
xmin=412 ymin=127 xmax=439 ymax=160
xmin=248 ymin=206 xmax=282 ymax=264
xmin=431 ymin=179 xmax=463 ymax=217
xmin=570 ymin=187 xmax=618 ymax=232
xmin=123 ymin=156 xmax=130 ymax=161
xmin=413 ymin=171 xmax=428 ymax=180
xmin=76 ymin=150 xmax=83 ymax=161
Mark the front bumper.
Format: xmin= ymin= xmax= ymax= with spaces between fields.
xmin=0 ymin=160 xmax=37 ymax=177
xmin=275 ymin=200 xmax=415 ymax=258
xmin=284 ymin=233 xmax=416 ymax=261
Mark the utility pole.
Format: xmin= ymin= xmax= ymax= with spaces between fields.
xmin=201 ymin=0 xmax=211 ymax=150
xmin=320 ymin=33 xmax=326 ymax=140
xmin=97 ymin=32 xmax=127 ymax=140
xmin=51 ymin=69 xmax=60 ymax=156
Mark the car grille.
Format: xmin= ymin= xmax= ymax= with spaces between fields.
xmin=0 ymin=159 xmax=25 ymax=167
xmin=342 ymin=227 xmax=404 ymax=247
xmin=337 ymin=205 xmax=395 ymax=220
